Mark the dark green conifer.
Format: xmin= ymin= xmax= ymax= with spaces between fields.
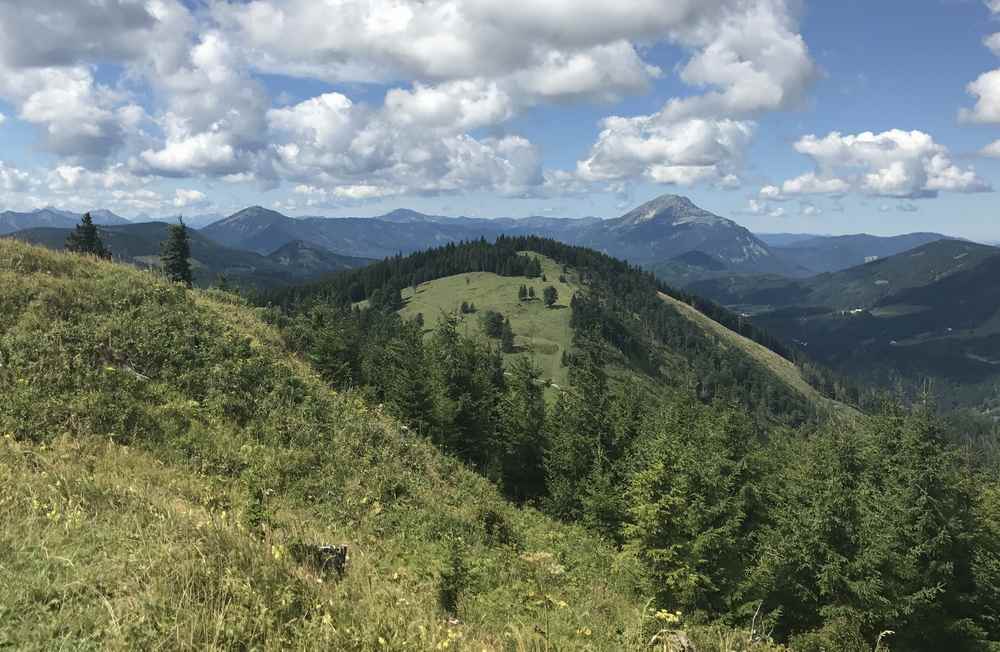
xmin=65 ymin=212 xmax=110 ymax=259
xmin=543 ymin=285 xmax=558 ymax=307
xmin=161 ymin=218 xmax=193 ymax=288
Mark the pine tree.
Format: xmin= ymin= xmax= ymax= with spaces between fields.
xmin=500 ymin=317 xmax=515 ymax=353
xmin=65 ymin=212 xmax=110 ymax=259
xmin=498 ymin=357 xmax=546 ymax=500
xmin=161 ymin=218 xmax=193 ymax=288
xmin=528 ymin=286 xmax=536 ymax=299
xmin=543 ymin=285 xmax=558 ymax=307
xmin=518 ymin=284 xmax=528 ymax=301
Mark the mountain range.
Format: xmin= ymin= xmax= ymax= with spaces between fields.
xmin=1 ymin=195 xmax=966 ymax=284
xmin=9 ymin=222 xmax=370 ymax=287
xmin=0 ymin=207 xmax=131 ymax=235
xmin=689 ymin=238 xmax=1000 ymax=413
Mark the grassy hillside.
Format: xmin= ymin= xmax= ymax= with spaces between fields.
xmin=657 ymin=292 xmax=853 ymax=416
xmin=2 ymin=239 xmax=781 ymax=650
xmin=399 ymin=253 xmax=577 ymax=389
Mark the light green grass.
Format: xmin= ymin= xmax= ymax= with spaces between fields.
xmin=658 ymin=292 xmax=856 ymax=417
xmin=400 ymin=253 xmax=578 ymax=389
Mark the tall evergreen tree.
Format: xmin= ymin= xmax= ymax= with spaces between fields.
xmin=65 ymin=212 xmax=110 ymax=259
xmin=500 ymin=318 xmax=515 ymax=353
xmin=543 ymin=285 xmax=559 ymax=307
xmin=161 ymin=218 xmax=193 ymax=288
xmin=498 ymin=357 xmax=547 ymax=501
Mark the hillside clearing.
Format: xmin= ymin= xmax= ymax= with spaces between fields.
xmin=399 ymin=253 xmax=578 ymax=388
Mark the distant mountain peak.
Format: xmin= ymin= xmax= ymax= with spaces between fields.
xmin=380 ymin=208 xmax=431 ymax=223
xmin=615 ymin=194 xmax=728 ymax=227
xmin=223 ymin=206 xmax=288 ymax=223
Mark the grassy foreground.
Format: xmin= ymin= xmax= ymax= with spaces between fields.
xmin=0 ymin=240 xmax=777 ymax=651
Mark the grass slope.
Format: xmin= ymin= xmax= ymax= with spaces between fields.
xmin=657 ymin=292 xmax=854 ymax=416
xmin=0 ymin=240 xmax=677 ymax=650
xmin=399 ymin=253 xmax=577 ymax=389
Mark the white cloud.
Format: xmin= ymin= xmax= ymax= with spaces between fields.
xmin=660 ymin=0 xmax=817 ymax=121
xmin=47 ymin=164 xmax=141 ymax=191
xmin=781 ymin=172 xmax=851 ymax=196
xmin=385 ymin=80 xmax=514 ymax=131
xmin=0 ymin=0 xmax=817 ymax=204
xmin=989 ymin=0 xmax=1000 ymax=14
xmin=0 ymin=160 xmax=35 ymax=193
xmin=140 ymin=129 xmax=240 ymax=177
xmin=781 ymin=130 xmax=990 ymax=198
xmin=982 ymin=139 xmax=1000 ymax=157
xmin=577 ymin=116 xmax=754 ymax=185
xmin=570 ymin=0 xmax=814 ymax=188
xmin=173 ymin=189 xmax=209 ymax=208
xmin=986 ymin=33 xmax=1000 ymax=56
xmin=960 ymin=69 xmax=1000 ymax=124
xmin=747 ymin=198 xmax=786 ymax=218
xmin=0 ymin=113 xmax=5 ymax=125
xmin=799 ymin=201 xmax=821 ymax=217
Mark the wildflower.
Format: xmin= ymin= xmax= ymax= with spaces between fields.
xmin=654 ymin=609 xmax=682 ymax=624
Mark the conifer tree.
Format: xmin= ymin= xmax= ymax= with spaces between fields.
xmin=498 ymin=357 xmax=546 ymax=500
xmin=500 ymin=318 xmax=515 ymax=353
xmin=65 ymin=212 xmax=110 ymax=259
xmin=543 ymin=285 xmax=558 ymax=307
xmin=161 ymin=218 xmax=193 ymax=288
xmin=518 ymin=284 xmax=528 ymax=301
xmin=528 ymin=286 xmax=536 ymax=299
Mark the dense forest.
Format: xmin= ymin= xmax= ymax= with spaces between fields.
xmin=256 ymin=237 xmax=1000 ymax=650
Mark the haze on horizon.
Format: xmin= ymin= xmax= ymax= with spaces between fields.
xmin=1 ymin=0 xmax=1000 ymax=239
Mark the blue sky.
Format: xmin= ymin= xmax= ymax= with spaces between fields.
xmin=1 ymin=0 xmax=1000 ymax=238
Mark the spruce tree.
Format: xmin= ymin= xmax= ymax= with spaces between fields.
xmin=500 ymin=318 xmax=515 ymax=353
xmin=65 ymin=212 xmax=110 ymax=259
xmin=518 ymin=284 xmax=528 ymax=301
xmin=161 ymin=218 xmax=193 ymax=288
xmin=543 ymin=285 xmax=558 ymax=307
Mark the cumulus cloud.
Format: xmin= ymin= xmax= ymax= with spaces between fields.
xmin=986 ymin=33 xmax=1000 ymax=56
xmin=572 ymin=0 xmax=815 ymax=188
xmin=173 ymin=189 xmax=209 ymax=208
xmin=0 ymin=0 xmax=818 ymax=205
xmin=0 ymin=113 xmax=5 ymax=125
xmin=577 ymin=116 xmax=754 ymax=185
xmin=747 ymin=198 xmax=786 ymax=218
xmin=269 ymin=92 xmax=544 ymax=197
xmin=960 ymin=69 xmax=1000 ymax=124
xmin=0 ymin=160 xmax=35 ymax=193
xmin=770 ymin=130 xmax=990 ymax=200
xmin=799 ymin=201 xmax=821 ymax=217
xmin=982 ymin=139 xmax=1000 ymax=157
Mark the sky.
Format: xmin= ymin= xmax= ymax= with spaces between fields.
xmin=1 ymin=0 xmax=1000 ymax=238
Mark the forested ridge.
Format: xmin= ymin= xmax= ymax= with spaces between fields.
xmin=256 ymin=237 xmax=1000 ymax=650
